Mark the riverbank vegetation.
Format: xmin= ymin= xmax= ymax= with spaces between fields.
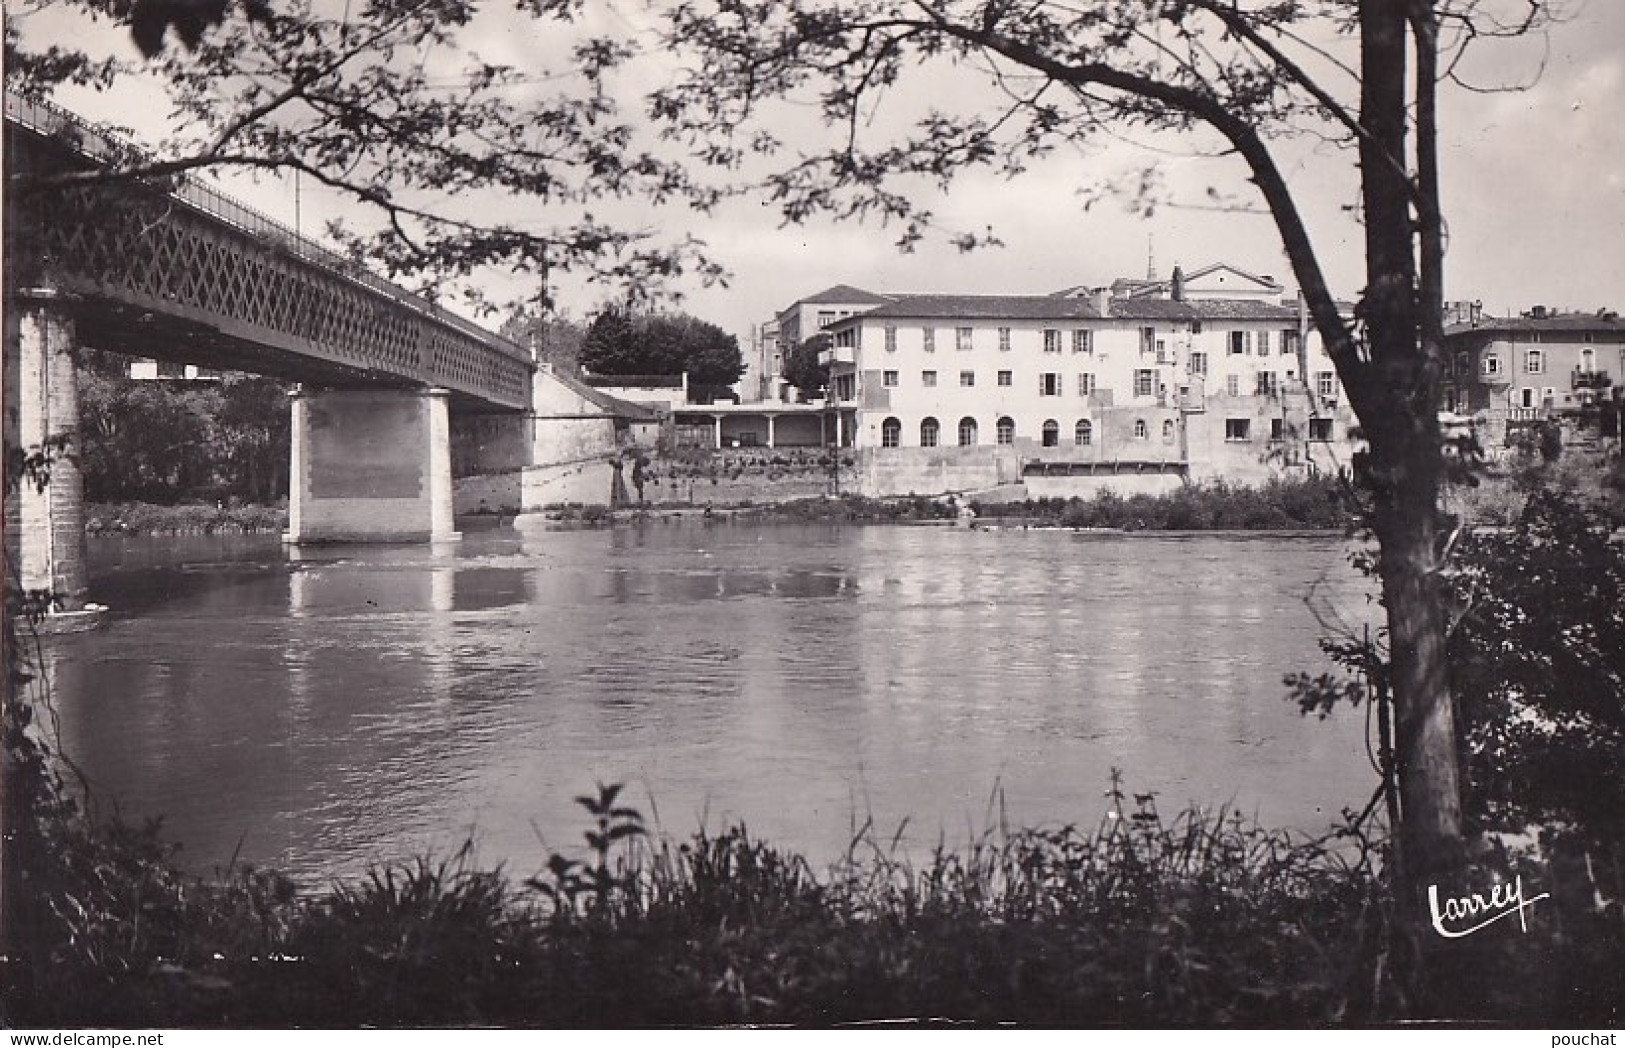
xmin=969 ymin=475 xmax=1356 ymax=531
xmin=84 ymin=501 xmax=287 ymax=536
xmin=78 ymin=351 xmax=290 ymax=508
xmin=9 ymin=776 xmax=1617 ymax=1028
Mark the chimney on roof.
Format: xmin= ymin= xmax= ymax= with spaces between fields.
xmin=1170 ymin=264 xmax=1186 ymax=303
xmin=1093 ymin=288 xmax=1111 ymax=317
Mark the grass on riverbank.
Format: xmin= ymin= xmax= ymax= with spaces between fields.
xmin=86 ymin=501 xmax=287 ymax=536
xmin=10 ymin=777 xmax=1621 ymax=1028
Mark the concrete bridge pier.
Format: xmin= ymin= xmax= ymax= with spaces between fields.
xmin=3 ymin=288 xmax=90 ymax=610
xmin=285 ymin=387 xmax=460 ymax=545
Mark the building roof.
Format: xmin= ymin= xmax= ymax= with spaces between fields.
xmin=853 ymin=294 xmax=1104 ymax=321
xmin=1111 ymin=297 xmax=1298 ymax=321
xmin=1053 ymin=262 xmax=1285 ymax=301
xmin=1444 ymin=310 xmax=1625 ymax=339
xmin=1130 ymin=262 xmax=1283 ymax=299
xmin=837 ymin=293 xmax=1299 ymax=324
xmin=546 ymin=367 xmax=663 ymax=420
xmin=797 ymin=284 xmax=895 ymax=306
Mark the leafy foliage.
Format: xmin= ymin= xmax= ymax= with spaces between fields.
xmin=970 ymin=476 xmax=1357 ymax=531
xmin=581 ymin=309 xmax=744 ymax=386
xmin=76 ymin=352 xmax=288 ymax=505
xmin=1447 ymin=492 xmax=1625 ymax=852
xmin=1288 ymin=490 xmax=1625 ymax=884
xmin=5 ymin=0 xmax=723 ymax=311
xmin=780 ymin=333 xmax=830 ymax=398
xmin=499 ymin=311 xmax=588 ymax=377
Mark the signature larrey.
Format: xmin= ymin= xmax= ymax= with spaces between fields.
xmin=1428 ymin=875 xmax=1551 ymax=939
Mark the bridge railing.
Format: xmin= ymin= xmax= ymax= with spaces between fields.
xmin=4 ymin=91 xmax=531 ymax=365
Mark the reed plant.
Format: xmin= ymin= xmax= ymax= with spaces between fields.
xmin=11 ymin=766 xmax=1623 ymax=1027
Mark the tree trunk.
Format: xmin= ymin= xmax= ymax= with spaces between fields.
xmin=1358 ymin=0 xmax=1465 ymax=897
xmin=1369 ymin=435 xmax=1465 ymax=883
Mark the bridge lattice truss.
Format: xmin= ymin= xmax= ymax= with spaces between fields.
xmin=5 ymin=98 xmax=531 ymax=411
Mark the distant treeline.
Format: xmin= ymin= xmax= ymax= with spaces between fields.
xmin=77 ymin=351 xmax=290 ymax=506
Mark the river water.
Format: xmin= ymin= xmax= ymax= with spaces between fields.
xmin=39 ymin=521 xmax=1378 ymax=884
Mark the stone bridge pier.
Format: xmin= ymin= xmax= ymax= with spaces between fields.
xmin=3 ymin=288 xmax=90 ymax=610
xmin=286 ymin=388 xmax=459 ymax=544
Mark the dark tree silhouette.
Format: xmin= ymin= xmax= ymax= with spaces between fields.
xmin=581 ymin=310 xmax=744 ymax=387
xmin=781 ymin=334 xmax=831 ymax=399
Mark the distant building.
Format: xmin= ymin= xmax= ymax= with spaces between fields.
xmin=769 ymin=284 xmax=895 ymax=401
xmin=1442 ymin=304 xmax=1625 ymax=446
xmin=817 ymin=263 xmax=1358 ymax=497
xmin=741 ymin=319 xmax=781 ymax=403
xmin=127 ymin=358 xmax=221 ymax=381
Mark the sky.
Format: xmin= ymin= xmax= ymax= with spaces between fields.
xmin=10 ymin=0 xmax=1625 ymax=352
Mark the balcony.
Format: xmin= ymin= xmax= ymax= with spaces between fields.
xmin=1506 ymin=407 xmax=1549 ymax=422
xmin=818 ymin=344 xmax=856 ymax=366
xmin=1573 ymin=369 xmax=1613 ymax=391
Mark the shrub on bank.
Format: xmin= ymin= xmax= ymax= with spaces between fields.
xmin=971 ymin=476 xmax=1355 ymax=531
xmin=747 ymin=494 xmax=957 ymax=523
xmin=85 ymin=501 xmax=287 ymax=536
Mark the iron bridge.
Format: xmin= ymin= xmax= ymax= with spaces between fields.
xmin=3 ymin=92 xmax=532 ymax=412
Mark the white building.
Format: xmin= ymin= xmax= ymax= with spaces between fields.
xmin=819 ymin=264 xmax=1358 ymax=497
xmin=768 ymin=284 xmax=896 ymax=401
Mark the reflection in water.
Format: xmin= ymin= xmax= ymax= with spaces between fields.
xmin=45 ymin=526 xmax=1375 ymax=883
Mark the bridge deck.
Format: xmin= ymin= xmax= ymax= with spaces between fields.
xmin=4 ymin=93 xmax=531 ymax=412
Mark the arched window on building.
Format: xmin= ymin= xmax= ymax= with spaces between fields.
xmin=996 ymin=416 xmax=1016 ymax=445
xmin=920 ymin=417 xmax=940 ymax=448
xmin=958 ymin=417 xmax=979 ymax=446
xmin=881 ymin=417 xmax=901 ymax=448
xmin=1134 ymin=419 xmax=1148 ymax=439
xmin=1162 ymin=419 xmax=1176 ymax=443
xmin=1041 ymin=420 xmax=1060 ymax=447
xmin=1075 ymin=419 xmax=1093 ymax=446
